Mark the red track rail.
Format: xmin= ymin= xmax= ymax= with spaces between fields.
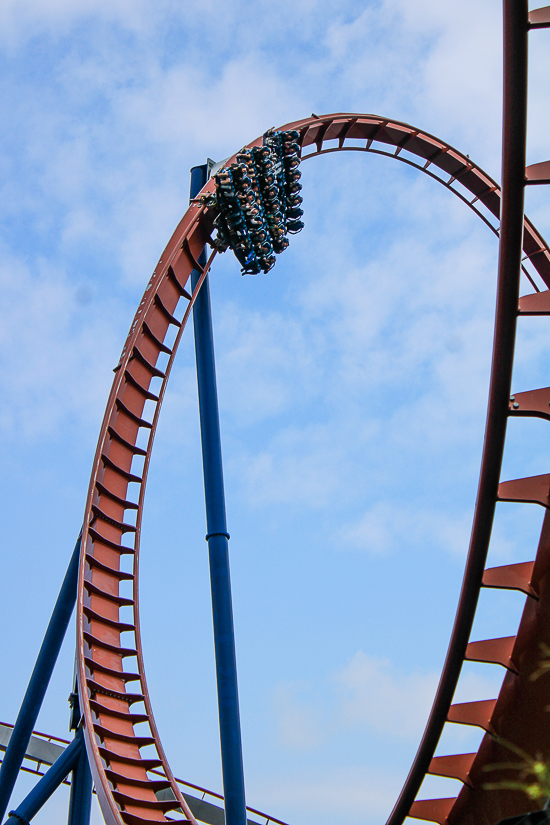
xmin=77 ymin=112 xmax=550 ymax=825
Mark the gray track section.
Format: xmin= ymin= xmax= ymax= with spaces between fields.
xmin=0 ymin=723 xmax=65 ymax=767
xmin=156 ymin=788 xmax=262 ymax=825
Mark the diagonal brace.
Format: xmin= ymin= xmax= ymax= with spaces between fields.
xmin=4 ymin=730 xmax=83 ymax=825
xmin=0 ymin=534 xmax=82 ymax=822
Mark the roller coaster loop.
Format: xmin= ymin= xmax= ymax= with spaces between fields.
xmin=2 ymin=3 xmax=550 ymax=825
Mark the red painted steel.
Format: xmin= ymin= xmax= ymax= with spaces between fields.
xmin=529 ymin=5 xmax=550 ymax=27
xmin=498 ymin=474 xmax=550 ymax=508
xmin=465 ymin=637 xmax=518 ymax=673
xmin=526 ymin=161 xmax=550 ymax=184
xmin=428 ymin=754 xmax=476 ymax=786
xmin=518 ymin=290 xmax=550 ymax=313
xmin=77 ymin=205 xmax=219 ymax=825
xmin=447 ymin=700 xmax=497 ymax=733
xmin=482 ymin=562 xmax=537 ymax=597
xmin=507 ymin=388 xmax=550 ymax=419
xmin=77 ymin=112 xmax=550 ymax=825
xmin=410 ymin=799 xmax=456 ymax=825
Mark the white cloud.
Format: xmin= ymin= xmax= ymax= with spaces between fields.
xmin=271 ymin=651 xmax=488 ymax=752
xmin=339 ymin=502 xmax=473 ymax=558
xmin=0 ymin=246 xmax=120 ymax=438
xmin=0 ymin=0 xmax=168 ymax=45
xmin=249 ymin=764 xmax=402 ymax=821
xmin=216 ymin=302 xmax=319 ymax=426
xmin=335 ymin=651 xmax=438 ymax=739
xmin=233 ymin=422 xmax=350 ymax=508
xmin=333 ymin=652 xmax=502 ymax=744
xmin=273 ymin=683 xmax=324 ymax=751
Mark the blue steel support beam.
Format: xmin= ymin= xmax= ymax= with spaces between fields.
xmin=4 ymin=730 xmax=83 ymax=825
xmin=0 ymin=534 xmax=82 ymax=823
xmin=67 ymin=726 xmax=92 ymax=825
xmin=189 ymin=164 xmax=247 ymax=825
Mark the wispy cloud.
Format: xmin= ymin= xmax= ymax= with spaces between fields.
xmin=335 ymin=651 xmax=438 ymax=739
xmin=339 ymin=503 xmax=474 ymax=557
xmin=273 ymin=683 xmax=324 ymax=751
xmin=249 ymin=764 xmax=402 ymax=822
xmin=0 ymin=244 xmax=120 ymax=438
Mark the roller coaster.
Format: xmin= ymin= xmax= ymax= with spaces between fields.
xmin=2 ymin=4 xmax=550 ymax=825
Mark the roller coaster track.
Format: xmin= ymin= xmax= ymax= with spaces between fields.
xmin=76 ymin=6 xmax=550 ymax=825
xmin=0 ymin=723 xmax=287 ymax=825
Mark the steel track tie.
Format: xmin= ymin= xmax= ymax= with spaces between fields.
xmin=88 ymin=526 xmax=135 ymax=554
xmin=83 ymin=581 xmax=134 ymax=608
xmin=408 ymin=797 xmax=456 ymax=825
xmin=111 ymin=791 xmax=178 ymax=811
xmin=141 ymin=322 xmax=172 ymax=355
xmin=518 ymin=289 xmax=550 ymax=314
xmin=529 ymin=5 xmax=550 ymax=27
xmin=525 ymin=160 xmax=550 ymax=184
xmin=88 ymin=702 xmax=146 ymax=724
xmin=180 ymin=238 xmax=204 ymax=274
xmin=85 ymin=663 xmax=137 ymax=690
xmin=103 ymin=770 xmax=171 ymax=792
xmin=337 ymin=117 xmax=358 ymax=148
xmin=130 ymin=346 xmax=165 ymax=379
xmin=393 ymin=129 xmax=419 ymax=157
xmin=507 ymin=387 xmax=550 ymax=419
xmin=83 ymin=633 xmax=137 ymax=659
xmin=84 ymin=555 xmax=134 ymax=582
xmin=107 ymin=427 xmax=147 ymax=457
xmin=123 ymin=369 xmax=159 ymax=402
xmin=82 ymin=608 xmax=135 ymax=634
xmin=154 ymin=294 xmax=182 ymax=327
xmin=166 ymin=264 xmax=193 ymax=300
xmin=482 ymin=561 xmax=538 ymax=597
xmin=92 ymin=726 xmax=154 ymax=747
xmin=447 ymin=699 xmax=497 ymax=732
xmin=119 ymin=813 xmax=192 ymax=825
xmin=96 ymin=747 xmax=160 ymax=768
xmin=365 ymin=120 xmax=388 ymax=150
xmin=313 ymin=121 xmax=329 ymax=153
xmin=115 ymin=398 xmax=153 ymax=430
xmin=498 ymin=473 xmax=550 ymax=508
xmin=465 ymin=636 xmax=518 ymax=673
xmin=95 ymin=482 xmax=139 ymax=512
xmin=470 ymin=184 xmax=499 ymax=205
xmin=422 ymin=146 xmax=447 ymax=170
xmin=428 ymin=753 xmax=476 ymax=786
xmin=100 ymin=454 xmax=143 ymax=485
xmin=90 ymin=504 xmax=137 ymax=534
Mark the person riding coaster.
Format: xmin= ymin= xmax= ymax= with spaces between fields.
xmin=212 ymin=127 xmax=304 ymax=273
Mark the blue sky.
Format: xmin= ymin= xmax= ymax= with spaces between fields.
xmin=2 ymin=3 xmax=550 ymax=825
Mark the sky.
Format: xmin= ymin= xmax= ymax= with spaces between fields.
xmin=1 ymin=3 xmax=550 ymax=825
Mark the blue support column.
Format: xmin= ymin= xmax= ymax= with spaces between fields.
xmin=5 ymin=730 xmax=83 ymax=825
xmin=190 ymin=164 xmax=247 ymax=825
xmin=67 ymin=727 xmax=92 ymax=825
xmin=0 ymin=535 xmax=82 ymax=823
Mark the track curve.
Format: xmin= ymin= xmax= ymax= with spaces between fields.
xmin=77 ymin=112 xmax=550 ymax=825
